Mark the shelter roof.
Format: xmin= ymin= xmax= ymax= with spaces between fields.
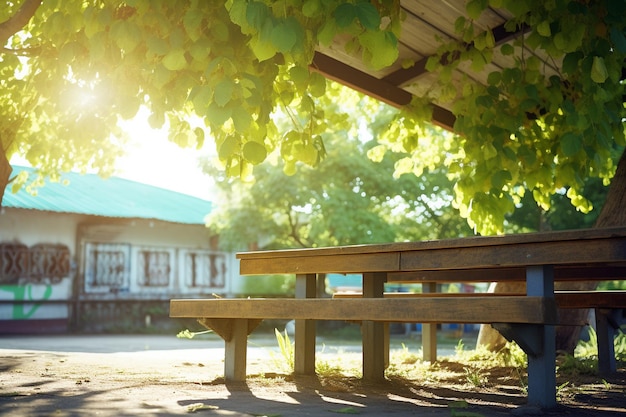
xmin=312 ymin=1 xmax=539 ymax=129
xmin=2 ymin=165 xmax=212 ymax=225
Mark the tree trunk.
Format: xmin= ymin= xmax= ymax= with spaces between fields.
xmin=0 ymin=151 xmax=11 ymax=204
xmin=477 ymin=151 xmax=626 ymax=353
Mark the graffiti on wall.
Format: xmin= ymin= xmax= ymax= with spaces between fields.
xmin=0 ymin=242 xmax=71 ymax=320
xmin=0 ymin=280 xmax=70 ymax=319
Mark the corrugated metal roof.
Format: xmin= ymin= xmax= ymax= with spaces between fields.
xmin=2 ymin=166 xmax=212 ymax=225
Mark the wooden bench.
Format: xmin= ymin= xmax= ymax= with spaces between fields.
xmin=333 ymin=290 xmax=626 ymax=374
xmin=170 ymin=227 xmax=626 ymax=409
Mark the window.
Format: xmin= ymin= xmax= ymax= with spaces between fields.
xmin=0 ymin=243 xmax=29 ymax=284
xmin=29 ymin=244 xmax=70 ymax=283
xmin=137 ymin=250 xmax=171 ymax=287
xmin=0 ymin=243 xmax=70 ymax=284
xmin=183 ymin=251 xmax=226 ymax=288
xmin=84 ymin=243 xmax=130 ymax=291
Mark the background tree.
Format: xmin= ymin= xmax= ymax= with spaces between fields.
xmin=206 ymin=85 xmax=472 ymax=251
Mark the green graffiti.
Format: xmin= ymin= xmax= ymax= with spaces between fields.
xmin=0 ymin=284 xmax=53 ymax=319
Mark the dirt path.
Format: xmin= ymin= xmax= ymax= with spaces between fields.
xmin=0 ymin=335 xmax=624 ymax=416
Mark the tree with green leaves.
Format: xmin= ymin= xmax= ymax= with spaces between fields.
xmin=1 ymin=0 xmax=624 ymax=232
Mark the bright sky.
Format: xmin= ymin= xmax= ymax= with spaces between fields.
xmin=10 ymin=109 xmax=216 ymax=201
xmin=115 ymin=112 xmax=215 ymax=201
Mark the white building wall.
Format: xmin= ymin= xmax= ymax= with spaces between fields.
xmin=0 ymin=208 xmax=79 ymax=249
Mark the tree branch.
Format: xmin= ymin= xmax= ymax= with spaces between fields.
xmin=286 ymin=207 xmax=309 ymax=248
xmin=0 ymin=0 xmax=42 ymax=47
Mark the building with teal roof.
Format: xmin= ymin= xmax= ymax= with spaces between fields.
xmin=0 ymin=166 xmax=235 ymax=334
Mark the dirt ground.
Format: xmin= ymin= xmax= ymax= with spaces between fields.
xmin=0 ymin=335 xmax=624 ymax=416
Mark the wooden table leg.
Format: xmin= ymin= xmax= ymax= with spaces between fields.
xmin=596 ymin=308 xmax=621 ymax=374
xmin=422 ymin=282 xmax=438 ymax=363
xmin=295 ymin=273 xmax=317 ymax=375
xmin=362 ymin=272 xmax=387 ymax=381
xmin=525 ymin=265 xmax=557 ymax=409
xmin=224 ymin=318 xmax=249 ymax=381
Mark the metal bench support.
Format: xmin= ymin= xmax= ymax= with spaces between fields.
xmin=596 ymin=308 xmax=624 ymax=374
xmin=525 ymin=265 xmax=557 ymax=409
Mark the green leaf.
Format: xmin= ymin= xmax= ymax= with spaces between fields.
xmin=232 ymin=109 xmax=252 ymax=132
xmin=162 ymin=49 xmax=187 ymax=71
xmin=250 ymin=36 xmax=276 ymax=61
xmin=207 ymin=102 xmax=232 ymax=126
xmin=360 ymin=30 xmax=398 ymax=70
xmin=110 ymin=20 xmax=142 ymax=53
xmin=394 ymin=157 xmax=413 ymax=177
xmin=487 ymin=71 xmax=501 ymax=86
xmin=243 ymin=141 xmax=267 ymax=164
xmin=194 ymin=127 xmax=205 ymax=148
xmin=118 ymin=96 xmax=140 ymax=120
xmin=214 ymin=80 xmax=234 ymax=107
xmin=500 ymin=43 xmax=514 ymax=56
xmin=147 ymin=36 xmax=169 ymax=57
xmin=537 ymin=20 xmax=551 ymax=37
xmin=367 ymin=144 xmax=387 ymax=163
xmin=454 ymin=16 xmax=466 ymax=34
xmin=562 ymin=51 xmax=582 ymax=75
xmin=246 ymin=1 xmax=270 ymax=31
xmin=183 ymin=10 xmax=203 ymax=41
xmin=491 ymin=169 xmax=512 ymax=190
xmin=302 ymin=0 xmax=321 ymax=18
xmin=466 ymin=0 xmax=487 ymax=20
xmin=289 ymin=65 xmax=309 ymax=86
xmin=271 ymin=21 xmax=297 ymax=53
xmin=218 ymin=135 xmax=239 ymax=159
xmin=590 ymin=56 xmax=608 ymax=83
xmin=561 ymin=132 xmax=582 ymax=156
xmin=309 ymin=72 xmax=326 ymax=97
xmin=186 ymin=402 xmax=218 ymax=412
xmin=190 ymin=85 xmax=212 ymax=112
xmin=334 ymin=3 xmax=356 ymax=28
xmin=283 ymin=160 xmax=296 ymax=176
xmin=482 ymin=142 xmax=498 ymax=159
xmin=355 ymin=2 xmax=380 ymax=30
xmin=553 ymin=32 xmax=567 ymax=51
xmin=228 ymin=0 xmax=249 ymax=32
xmin=318 ymin=20 xmax=338 ymax=46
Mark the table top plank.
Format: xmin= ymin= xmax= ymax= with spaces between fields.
xmin=237 ymin=227 xmax=626 ymax=259
xmin=239 ymin=252 xmax=400 ymax=275
xmin=238 ymin=227 xmax=626 ymax=276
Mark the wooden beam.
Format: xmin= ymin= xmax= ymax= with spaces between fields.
xmin=310 ymin=51 xmax=456 ymax=130
xmin=381 ymin=22 xmax=529 ymax=88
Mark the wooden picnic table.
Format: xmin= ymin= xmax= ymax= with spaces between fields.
xmin=237 ymin=227 xmax=626 ymax=406
xmin=171 ymin=226 xmax=626 ymax=408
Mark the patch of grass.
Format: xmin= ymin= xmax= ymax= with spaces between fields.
xmin=273 ymin=329 xmax=295 ymax=372
xmin=463 ymin=365 xmax=489 ymax=388
xmin=265 ymin=327 xmax=623 ymax=399
xmin=271 ymin=329 xmax=358 ymax=377
xmin=176 ymin=329 xmax=212 ymax=339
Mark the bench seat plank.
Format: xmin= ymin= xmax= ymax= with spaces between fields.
xmin=170 ymin=297 xmax=557 ymax=325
